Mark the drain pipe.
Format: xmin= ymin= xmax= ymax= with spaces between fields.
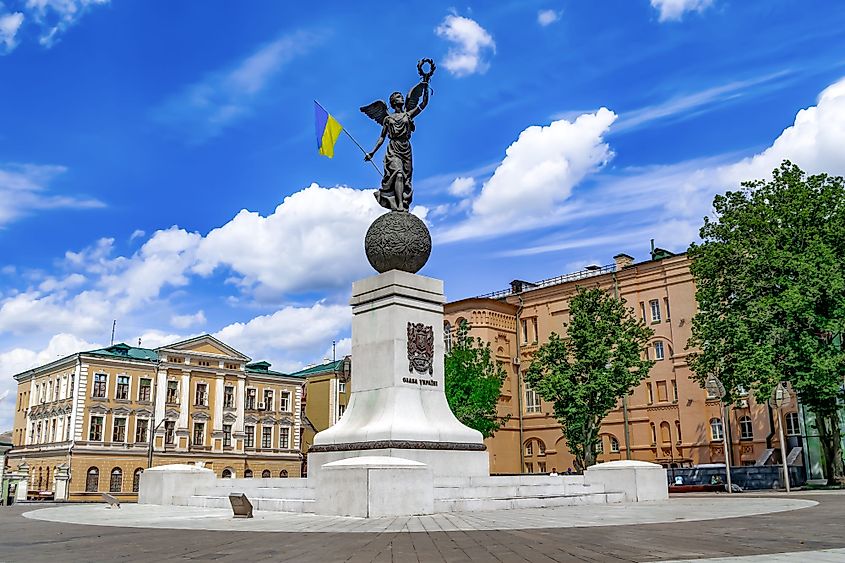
xmin=515 ymin=294 xmax=525 ymax=474
xmin=612 ymin=269 xmax=632 ymax=460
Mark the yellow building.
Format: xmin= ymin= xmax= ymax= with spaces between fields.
xmin=6 ymin=334 xmax=305 ymax=502
xmin=296 ymin=356 xmax=351 ymax=475
xmin=445 ymin=250 xmax=802 ymax=474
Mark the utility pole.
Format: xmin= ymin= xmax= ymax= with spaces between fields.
xmin=110 ymin=320 xmax=116 ymax=346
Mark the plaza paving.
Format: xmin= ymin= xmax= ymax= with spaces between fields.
xmin=1 ymin=492 xmax=844 ymax=562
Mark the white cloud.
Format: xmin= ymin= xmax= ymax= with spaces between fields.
xmin=537 ymin=9 xmax=561 ymax=26
xmin=435 ymin=14 xmax=495 ymax=77
xmin=129 ymin=229 xmax=145 ymax=242
xmin=650 ymin=0 xmax=714 ymax=22
xmin=0 ymin=10 xmax=23 ymax=54
xmin=195 ymin=184 xmax=383 ymax=298
xmin=24 ymin=0 xmax=109 ymax=47
xmin=0 ymin=163 xmax=105 ymax=227
xmin=448 ymin=176 xmax=476 ymax=197
xmin=0 ymin=333 xmax=99 ymax=430
xmin=170 ymin=310 xmax=206 ymax=329
xmin=154 ymin=30 xmax=323 ymax=141
xmin=439 ymin=108 xmax=617 ymax=242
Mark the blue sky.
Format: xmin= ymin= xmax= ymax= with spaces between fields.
xmin=1 ymin=0 xmax=845 ymax=429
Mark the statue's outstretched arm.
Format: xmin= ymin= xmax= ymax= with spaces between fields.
xmin=408 ymin=84 xmax=430 ymax=119
xmin=365 ymin=125 xmax=387 ymax=161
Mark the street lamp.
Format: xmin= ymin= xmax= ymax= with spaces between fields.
xmin=705 ymin=373 xmax=733 ymax=494
xmin=769 ymin=382 xmax=792 ymax=492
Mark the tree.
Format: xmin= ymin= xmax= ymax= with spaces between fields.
xmin=524 ymin=287 xmax=654 ymax=470
xmin=687 ymin=161 xmax=845 ymax=484
xmin=444 ymin=320 xmax=510 ymax=439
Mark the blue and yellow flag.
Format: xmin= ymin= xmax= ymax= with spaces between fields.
xmin=314 ymin=102 xmax=343 ymax=158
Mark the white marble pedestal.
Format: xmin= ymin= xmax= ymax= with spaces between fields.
xmin=308 ymin=270 xmax=488 ymax=483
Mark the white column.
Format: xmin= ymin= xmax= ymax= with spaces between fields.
xmin=154 ymin=367 xmax=167 ymax=423
xmin=235 ymin=377 xmax=245 ymax=432
xmin=213 ymin=377 xmax=224 ymax=431
xmin=178 ymin=372 xmax=190 ymax=429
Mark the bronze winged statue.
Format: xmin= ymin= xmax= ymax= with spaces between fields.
xmin=361 ymin=59 xmax=434 ymax=212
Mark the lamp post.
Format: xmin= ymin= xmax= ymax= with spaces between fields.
xmin=770 ymin=382 xmax=792 ymax=492
xmin=706 ymin=374 xmax=733 ymax=494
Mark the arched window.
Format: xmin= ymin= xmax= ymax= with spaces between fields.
xmin=37 ymin=467 xmax=43 ymax=491
xmin=110 ymin=468 xmax=123 ymax=493
xmin=675 ymin=421 xmax=682 ymax=444
xmin=710 ymin=418 xmax=724 ymax=441
xmin=85 ymin=467 xmax=99 ymax=492
xmin=523 ymin=438 xmax=547 ymax=473
xmin=132 ymin=468 xmax=143 ymax=493
xmin=649 ymin=422 xmax=657 ymax=445
xmin=595 ymin=438 xmax=604 ymax=454
xmin=660 ymin=421 xmax=671 ymax=444
xmin=261 ymin=469 xmax=271 ymax=478
xmin=244 ymin=469 xmax=253 ymax=478
xmin=444 ymin=321 xmax=452 ymax=353
xmin=739 ymin=416 xmax=753 ymax=440
xmin=280 ymin=469 xmax=288 ymax=478
xmin=222 ymin=468 xmax=233 ymax=479
xmin=609 ymin=436 xmax=620 ymax=453
xmin=785 ymin=412 xmax=800 ymax=436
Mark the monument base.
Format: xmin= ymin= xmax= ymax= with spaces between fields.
xmin=308 ymin=448 xmax=489 ymax=481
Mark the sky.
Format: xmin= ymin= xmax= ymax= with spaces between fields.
xmin=1 ymin=0 xmax=845 ymax=430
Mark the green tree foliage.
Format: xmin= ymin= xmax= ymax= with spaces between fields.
xmin=444 ymin=320 xmax=509 ymax=439
xmin=524 ymin=287 xmax=654 ymax=470
xmin=687 ymin=161 xmax=845 ymax=483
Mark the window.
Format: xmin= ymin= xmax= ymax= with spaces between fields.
xmin=244 ymin=425 xmax=255 ymax=448
xmin=244 ymin=469 xmax=253 ymax=478
xmin=524 ymin=441 xmax=533 ymax=456
xmin=675 ymin=420 xmax=682 ymax=444
xmin=525 ymin=462 xmax=534 ymax=474
xmin=280 ymin=470 xmax=288 ymax=478
xmin=246 ymin=388 xmax=257 ymax=410
xmin=640 ymin=302 xmax=646 ymax=321
xmin=338 ymin=404 xmax=346 ymax=418
xmin=166 ymin=380 xmax=179 ymax=404
xmin=610 ymin=436 xmax=620 ymax=453
xmin=223 ymin=424 xmax=232 ymax=447
xmin=650 ymin=422 xmax=657 ymax=445
xmin=538 ymin=462 xmax=547 ymax=473
xmin=196 ymin=360 xmax=211 ymax=367
xmin=132 ymin=468 xmax=143 ymax=493
xmin=672 ymin=380 xmax=678 ymax=402
xmin=89 ymin=416 xmax=103 ymax=441
xmin=85 ymin=467 xmax=99 ymax=492
xmin=739 ymin=416 xmax=753 ymax=440
xmin=525 ymin=387 xmax=541 ymax=413
xmin=710 ymin=418 xmax=724 ymax=441
xmin=47 ymin=380 xmax=53 ymax=403
xmin=261 ymin=426 xmax=273 ymax=448
xmin=280 ymin=391 xmax=291 ymax=412
xmin=261 ymin=469 xmax=271 ymax=478
xmin=135 ymin=419 xmax=149 ymax=443
xmin=521 ymin=319 xmax=528 ymax=344
xmin=109 ymin=468 xmax=122 ymax=493
xmin=444 ymin=321 xmax=452 ymax=353
xmin=222 ymin=469 xmax=233 ymax=479
xmin=657 ymin=381 xmax=668 ymax=402
xmin=532 ymin=318 xmax=538 ymax=343
xmin=70 ymin=374 xmax=74 ymax=397
xmin=339 ymin=381 xmax=346 ymax=394
xmin=223 ymin=386 xmax=234 ymax=408
xmin=92 ymin=373 xmax=107 ymax=398
xmin=263 ymin=389 xmax=274 ymax=411
xmin=595 ymin=439 xmax=604 ymax=454
xmin=195 ymin=383 xmax=207 ymax=406
xmin=279 ymin=426 xmax=290 ymax=449
xmin=650 ymin=299 xmax=661 ymax=322
xmin=647 ymin=382 xmax=654 ymax=404
xmin=138 ymin=378 xmax=151 ymax=402
xmin=661 ymin=422 xmax=671 ymax=444
xmin=654 ymin=341 xmax=665 ymax=360
xmin=193 ymin=422 xmax=205 ymax=446
xmin=663 ymin=297 xmax=671 ymax=320
xmin=116 ymin=375 xmax=129 ymax=400
xmin=113 ymin=417 xmax=127 ymax=442
xmin=785 ymin=412 xmax=800 ymax=436
xmin=164 ymin=421 xmax=175 ymax=445
xmin=65 ymin=415 xmax=71 ymax=441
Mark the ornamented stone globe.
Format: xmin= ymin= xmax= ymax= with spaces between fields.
xmin=365 ymin=211 xmax=432 ymax=274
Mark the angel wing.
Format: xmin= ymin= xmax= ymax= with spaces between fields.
xmin=360 ymin=100 xmax=388 ymax=126
xmin=405 ymin=81 xmax=427 ymax=112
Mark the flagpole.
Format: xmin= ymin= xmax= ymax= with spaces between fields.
xmin=314 ymin=100 xmax=381 ymax=176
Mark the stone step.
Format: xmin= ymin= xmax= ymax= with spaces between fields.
xmin=434 ymin=475 xmax=587 ymax=488
xmin=433 ymin=483 xmax=602 ymax=500
xmin=176 ymin=494 xmax=316 ymax=514
xmin=193 ymin=485 xmax=315 ymax=500
xmin=433 ymin=492 xmax=613 ymax=513
xmin=215 ymin=477 xmax=310 ymax=488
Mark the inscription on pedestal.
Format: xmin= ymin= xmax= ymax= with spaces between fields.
xmin=407 ymin=322 xmax=434 ymax=375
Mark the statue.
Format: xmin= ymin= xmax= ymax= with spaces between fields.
xmin=361 ymin=59 xmax=435 ymax=212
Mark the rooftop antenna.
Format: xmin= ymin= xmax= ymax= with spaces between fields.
xmin=138 ymin=337 xmax=142 ymax=347
xmin=110 ymin=320 xmax=117 ymax=346
xmin=332 ymin=340 xmax=337 ymax=362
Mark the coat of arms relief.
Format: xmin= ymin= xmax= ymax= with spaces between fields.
xmin=407 ymin=322 xmax=434 ymax=375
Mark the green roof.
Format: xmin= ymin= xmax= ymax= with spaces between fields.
xmin=84 ymin=343 xmax=158 ymax=362
xmin=288 ymin=359 xmax=343 ymax=378
xmin=245 ymin=361 xmax=292 ymax=378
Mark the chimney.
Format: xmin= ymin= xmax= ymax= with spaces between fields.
xmin=613 ymin=253 xmax=634 ymax=270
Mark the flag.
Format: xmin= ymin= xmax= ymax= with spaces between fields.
xmin=314 ymin=101 xmax=343 ymax=158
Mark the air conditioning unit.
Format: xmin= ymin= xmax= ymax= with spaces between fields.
xmin=512 ymin=357 xmax=520 ymax=366
xmin=258 ymin=402 xmax=266 ymax=410
xmin=738 ymin=399 xmax=749 ymax=408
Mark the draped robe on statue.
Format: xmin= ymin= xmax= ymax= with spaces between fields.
xmin=376 ymin=112 xmax=414 ymax=210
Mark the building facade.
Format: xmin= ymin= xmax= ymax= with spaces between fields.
xmin=296 ymin=356 xmax=351 ymax=475
xmin=6 ymin=335 xmax=304 ymax=501
xmin=445 ymin=251 xmax=804 ymax=475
